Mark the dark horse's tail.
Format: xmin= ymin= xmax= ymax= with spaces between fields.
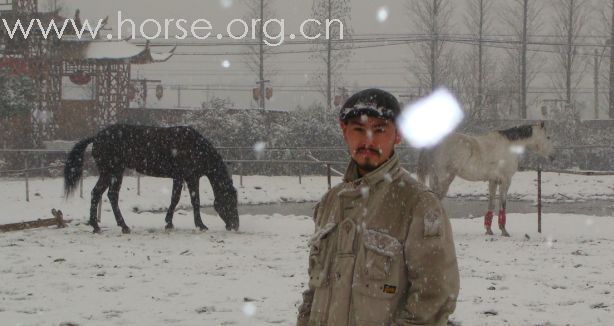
xmin=64 ymin=137 xmax=95 ymax=198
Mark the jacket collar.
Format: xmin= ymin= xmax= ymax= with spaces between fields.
xmin=343 ymin=152 xmax=402 ymax=188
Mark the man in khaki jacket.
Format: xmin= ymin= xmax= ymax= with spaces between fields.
xmin=297 ymin=88 xmax=459 ymax=326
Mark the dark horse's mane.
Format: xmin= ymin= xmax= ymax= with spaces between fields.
xmin=498 ymin=125 xmax=534 ymax=141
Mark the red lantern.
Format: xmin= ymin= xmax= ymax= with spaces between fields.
xmin=128 ymin=84 xmax=136 ymax=101
xmin=252 ymin=88 xmax=259 ymax=101
xmin=69 ymin=70 xmax=91 ymax=85
xmin=155 ymin=84 xmax=164 ymax=100
xmin=266 ymin=87 xmax=273 ymax=100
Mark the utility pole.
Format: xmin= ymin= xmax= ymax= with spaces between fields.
xmin=609 ymin=0 xmax=614 ymax=118
xmin=594 ymin=48 xmax=599 ymax=119
xmin=566 ymin=0 xmax=574 ymax=107
xmin=521 ymin=0 xmax=528 ymax=119
xmin=430 ymin=0 xmax=439 ymax=91
xmin=477 ymin=0 xmax=485 ymax=117
xmin=326 ymin=0 xmax=332 ymax=115
xmin=177 ymin=84 xmax=181 ymax=108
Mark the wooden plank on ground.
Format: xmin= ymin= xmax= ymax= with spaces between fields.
xmin=0 ymin=209 xmax=71 ymax=232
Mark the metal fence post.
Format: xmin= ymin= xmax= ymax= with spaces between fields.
xmin=537 ymin=166 xmax=542 ymax=233
xmin=40 ymin=156 xmax=44 ymax=181
xmin=24 ymin=157 xmax=29 ymax=202
xmin=137 ymin=173 xmax=141 ymax=196
xmin=239 ymin=163 xmax=244 ymax=187
xmin=327 ymin=164 xmax=331 ymax=190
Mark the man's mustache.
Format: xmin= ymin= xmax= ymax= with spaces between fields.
xmin=354 ymin=147 xmax=382 ymax=155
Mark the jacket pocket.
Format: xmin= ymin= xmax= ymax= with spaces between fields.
xmin=362 ymin=229 xmax=403 ymax=281
xmin=354 ymin=229 xmax=403 ymax=300
xmin=307 ymin=223 xmax=337 ymax=325
xmin=352 ymin=230 xmax=404 ymax=324
xmin=308 ymin=223 xmax=337 ymax=287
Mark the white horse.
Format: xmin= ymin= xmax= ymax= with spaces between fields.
xmin=416 ymin=122 xmax=554 ymax=236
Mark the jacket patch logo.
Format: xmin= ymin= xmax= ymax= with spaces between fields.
xmin=424 ymin=211 xmax=442 ymax=237
xmin=383 ymin=284 xmax=397 ymax=294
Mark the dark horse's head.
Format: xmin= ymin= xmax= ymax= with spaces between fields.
xmin=196 ymin=135 xmax=240 ymax=231
xmin=214 ymin=185 xmax=240 ymax=231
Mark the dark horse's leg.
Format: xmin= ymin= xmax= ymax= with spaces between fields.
xmin=186 ymin=177 xmax=208 ymax=231
xmin=107 ymin=172 xmax=131 ymax=234
xmin=165 ymin=178 xmax=183 ymax=230
xmin=89 ymin=173 xmax=110 ymax=233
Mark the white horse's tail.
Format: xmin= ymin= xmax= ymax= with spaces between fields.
xmin=416 ymin=149 xmax=430 ymax=184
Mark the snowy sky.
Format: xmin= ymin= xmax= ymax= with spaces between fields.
xmin=52 ymin=0 xmax=407 ymax=110
xmin=50 ymin=0 xmax=610 ymax=116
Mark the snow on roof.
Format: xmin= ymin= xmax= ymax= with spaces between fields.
xmin=84 ymin=40 xmax=143 ymax=60
xmin=150 ymin=51 xmax=174 ymax=62
xmin=81 ymin=40 xmax=175 ymax=63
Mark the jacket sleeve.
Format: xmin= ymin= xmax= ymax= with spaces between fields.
xmin=394 ymin=191 xmax=460 ymax=326
xmin=297 ymin=201 xmax=321 ymax=326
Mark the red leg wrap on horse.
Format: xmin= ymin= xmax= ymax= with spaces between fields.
xmin=484 ymin=210 xmax=493 ymax=228
xmin=498 ymin=209 xmax=506 ymax=228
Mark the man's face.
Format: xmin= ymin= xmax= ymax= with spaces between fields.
xmin=340 ymin=115 xmax=401 ymax=175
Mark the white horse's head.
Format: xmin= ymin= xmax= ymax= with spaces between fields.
xmin=529 ymin=122 xmax=555 ymax=162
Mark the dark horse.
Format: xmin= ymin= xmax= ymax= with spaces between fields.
xmin=64 ymin=124 xmax=240 ymax=234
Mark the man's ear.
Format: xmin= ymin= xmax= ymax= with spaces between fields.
xmin=340 ymin=120 xmax=349 ymax=141
xmin=395 ymin=130 xmax=402 ymax=145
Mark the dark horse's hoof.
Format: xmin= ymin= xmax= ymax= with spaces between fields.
xmin=92 ymin=227 xmax=102 ymax=234
xmin=197 ymin=225 xmax=209 ymax=231
xmin=165 ymin=223 xmax=174 ymax=230
xmin=122 ymin=227 xmax=131 ymax=234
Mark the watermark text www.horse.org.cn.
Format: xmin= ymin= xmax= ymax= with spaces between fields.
xmin=1 ymin=11 xmax=345 ymax=46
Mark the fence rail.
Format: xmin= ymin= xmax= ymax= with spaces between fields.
xmin=3 ymin=147 xmax=614 ymax=233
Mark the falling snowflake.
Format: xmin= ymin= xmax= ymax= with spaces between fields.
xmin=397 ymin=88 xmax=464 ymax=148
xmin=222 ymin=60 xmax=231 ymax=68
xmin=242 ymin=302 xmax=257 ymax=317
xmin=360 ymin=186 xmax=370 ymax=199
xmin=377 ymin=7 xmax=389 ymax=22
xmin=220 ymin=0 xmax=233 ymax=8
xmin=253 ymin=141 xmax=267 ymax=160
xmin=509 ymin=145 xmax=525 ymax=155
xmin=546 ymin=235 xmax=555 ymax=248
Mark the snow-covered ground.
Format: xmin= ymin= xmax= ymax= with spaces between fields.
xmin=1 ymin=173 xmax=613 ymax=325
xmin=1 ymin=213 xmax=612 ymax=325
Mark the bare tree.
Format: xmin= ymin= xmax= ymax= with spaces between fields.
xmin=406 ymin=0 xmax=454 ymax=93
xmin=607 ymin=0 xmax=614 ymax=118
xmin=243 ymin=0 xmax=278 ymax=110
xmin=551 ymin=0 xmax=589 ymax=118
xmin=595 ymin=0 xmax=614 ymax=118
xmin=41 ymin=0 xmax=72 ymax=17
xmin=500 ymin=0 xmax=544 ymax=119
xmin=464 ymin=0 xmax=495 ymax=119
xmin=308 ymin=0 xmax=353 ymax=116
